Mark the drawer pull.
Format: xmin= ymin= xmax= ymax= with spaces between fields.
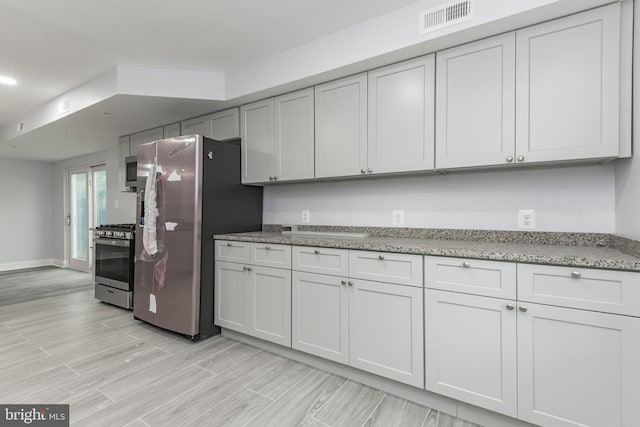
xmin=243 ymin=266 xmax=253 ymax=272
xmin=314 ymin=250 xmax=320 ymax=255
xmin=462 ymin=261 xmax=470 ymax=268
xmin=348 ymin=281 xmax=354 ymax=287
xmin=571 ymin=271 xmax=581 ymax=278
xmin=378 ymin=255 xmax=385 ymax=261
xmin=519 ymin=305 xmax=528 ymax=312
xmin=506 ymin=304 xmax=514 ymax=311
xmin=341 ymin=280 xmax=347 ymax=286
xmin=227 ymin=243 xmax=232 ymax=247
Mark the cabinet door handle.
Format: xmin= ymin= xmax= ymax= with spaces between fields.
xmin=242 ymin=266 xmax=247 ymax=271
xmin=227 ymin=242 xmax=232 ymax=247
xmin=273 ymin=176 xmax=278 ymax=181
xmin=506 ymin=304 xmax=515 ymax=311
xmin=571 ymin=271 xmax=581 ymax=278
xmin=360 ymin=168 xmax=366 ymax=174
xmin=367 ymin=168 xmax=373 ymax=173
xmin=341 ymin=280 xmax=347 ymax=285
xmin=348 ymin=281 xmax=354 ymax=286
xmin=506 ymin=156 xmax=514 ymax=163
xmin=265 ymin=246 xmax=270 ymax=250
xmin=517 ymin=155 xmax=525 ymax=162
xmin=269 ymin=176 xmax=273 ymax=181
xmin=462 ymin=261 xmax=470 ymax=268
xmin=314 ymin=250 xmax=320 ymax=255
xmin=378 ymin=255 xmax=384 ymax=260
xmin=243 ymin=266 xmax=252 ymax=272
xmin=519 ymin=305 xmax=528 ymax=312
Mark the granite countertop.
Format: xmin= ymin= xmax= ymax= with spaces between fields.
xmin=214 ymin=230 xmax=640 ymax=272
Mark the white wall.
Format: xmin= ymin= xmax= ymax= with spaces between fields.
xmin=0 ymin=158 xmax=54 ymax=271
xmin=52 ymin=146 xmax=136 ymax=264
xmin=615 ymin=0 xmax=640 ymax=240
xmin=264 ymin=164 xmax=616 ymax=233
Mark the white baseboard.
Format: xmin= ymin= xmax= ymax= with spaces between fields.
xmin=51 ymin=259 xmax=68 ymax=268
xmin=0 ymin=258 xmax=55 ymax=272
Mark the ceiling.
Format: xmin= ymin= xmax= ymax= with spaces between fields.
xmin=0 ymin=0 xmax=420 ymax=161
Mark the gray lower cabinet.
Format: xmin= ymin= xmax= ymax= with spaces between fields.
xmin=214 ymin=260 xmax=291 ymax=347
xmin=291 ymin=247 xmax=424 ymax=388
xmin=425 ymin=289 xmax=517 ymax=417
xmin=349 ymin=279 xmax=424 ymax=388
xmin=292 ymin=271 xmax=349 ymax=364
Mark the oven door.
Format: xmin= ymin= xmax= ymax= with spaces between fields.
xmin=93 ymin=238 xmax=133 ymax=291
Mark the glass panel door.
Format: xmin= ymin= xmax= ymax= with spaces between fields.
xmin=69 ymin=169 xmax=89 ymax=270
xmin=68 ymin=165 xmax=108 ymax=271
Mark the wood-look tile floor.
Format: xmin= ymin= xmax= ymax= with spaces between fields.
xmin=0 ymin=267 xmax=482 ymax=427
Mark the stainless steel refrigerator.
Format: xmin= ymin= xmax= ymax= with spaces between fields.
xmin=133 ymin=135 xmax=262 ymax=340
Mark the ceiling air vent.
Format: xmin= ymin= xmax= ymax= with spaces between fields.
xmin=419 ymin=0 xmax=473 ymax=35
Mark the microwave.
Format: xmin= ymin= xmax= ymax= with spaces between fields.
xmin=125 ymin=155 xmax=137 ymax=188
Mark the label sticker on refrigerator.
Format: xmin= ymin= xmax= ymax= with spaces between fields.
xmin=149 ymin=294 xmax=157 ymax=313
xmin=165 ymin=222 xmax=178 ymax=231
xmin=167 ymin=170 xmax=182 ymax=181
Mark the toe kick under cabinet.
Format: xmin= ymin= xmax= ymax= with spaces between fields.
xmin=424 ymin=256 xmax=640 ymax=427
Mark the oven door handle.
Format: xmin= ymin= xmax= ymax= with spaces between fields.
xmin=94 ymin=238 xmax=130 ymax=247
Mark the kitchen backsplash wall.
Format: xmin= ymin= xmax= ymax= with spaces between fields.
xmin=0 ymin=157 xmax=54 ymax=270
xmin=264 ymin=163 xmax=616 ymax=233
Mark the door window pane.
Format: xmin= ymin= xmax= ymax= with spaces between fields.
xmin=71 ymin=172 xmax=88 ymax=260
xmin=93 ymin=169 xmax=107 ymax=227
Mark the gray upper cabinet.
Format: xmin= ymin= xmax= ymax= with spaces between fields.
xmin=241 ymin=98 xmax=275 ymax=184
xmin=242 ymin=89 xmax=314 ymax=184
xmin=274 ymin=88 xmax=315 ymax=181
xmin=436 ymin=33 xmax=516 ymax=169
xmin=210 ymin=108 xmax=240 ymax=141
xmin=181 ymin=115 xmax=211 ymax=138
xmin=130 ymin=127 xmax=164 ymax=156
xmin=515 ymin=4 xmax=622 ymax=163
xmin=163 ymin=123 xmax=181 ymax=138
xmin=368 ymin=55 xmax=435 ymax=175
xmin=315 ymin=73 xmax=367 ymax=178
xmin=181 ymin=108 xmax=240 ymax=140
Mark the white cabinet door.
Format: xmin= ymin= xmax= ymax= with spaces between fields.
xmin=315 ymin=73 xmax=367 ymax=178
xmin=241 ymin=98 xmax=274 ymax=184
xmin=210 ymin=108 xmax=240 ymax=141
xmin=349 ymin=279 xmax=424 ymax=388
xmin=518 ymin=302 xmax=640 ymax=427
xmin=163 ymin=123 xmax=181 ymax=138
xmin=368 ymin=55 xmax=435 ymax=175
xmin=214 ymin=261 xmax=249 ymax=333
xmin=425 ymin=289 xmax=517 ymax=417
xmin=181 ymin=114 xmax=212 ymax=138
xmin=292 ymin=271 xmax=349 ymax=364
xmin=515 ymin=4 xmax=621 ymax=163
xmin=274 ymin=88 xmax=315 ymax=181
xmin=248 ymin=265 xmax=292 ymax=347
xmin=118 ymin=135 xmax=131 ymax=192
xmin=436 ymin=33 xmax=516 ymax=169
xmin=130 ymin=127 xmax=164 ymax=155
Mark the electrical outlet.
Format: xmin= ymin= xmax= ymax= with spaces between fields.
xmin=518 ymin=209 xmax=536 ymax=229
xmin=392 ymin=210 xmax=405 ymax=226
xmin=301 ymin=209 xmax=310 ymax=223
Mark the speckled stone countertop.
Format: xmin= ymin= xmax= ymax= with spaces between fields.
xmin=214 ymin=226 xmax=640 ymax=272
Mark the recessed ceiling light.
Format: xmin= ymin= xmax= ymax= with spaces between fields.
xmin=0 ymin=75 xmax=17 ymax=85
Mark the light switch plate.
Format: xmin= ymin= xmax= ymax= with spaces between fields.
xmin=392 ymin=210 xmax=405 ymax=226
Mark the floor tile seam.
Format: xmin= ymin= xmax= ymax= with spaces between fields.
xmin=311 ymin=377 xmax=351 ymax=422
xmin=242 ymin=385 xmax=277 ymax=402
xmin=358 ymin=392 xmax=387 ymax=427
xmin=250 ymin=365 xmax=319 ymax=402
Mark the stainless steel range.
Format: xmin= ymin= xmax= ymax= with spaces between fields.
xmin=94 ymin=224 xmax=135 ymax=309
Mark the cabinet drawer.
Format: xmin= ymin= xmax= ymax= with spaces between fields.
xmin=214 ymin=240 xmax=250 ymax=263
xmin=518 ymin=264 xmax=640 ymax=316
xmin=250 ymin=243 xmax=291 ymax=269
xmin=349 ymin=250 xmax=423 ymax=287
xmin=292 ymin=246 xmax=349 ymax=276
xmin=425 ymin=256 xmax=516 ymax=299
